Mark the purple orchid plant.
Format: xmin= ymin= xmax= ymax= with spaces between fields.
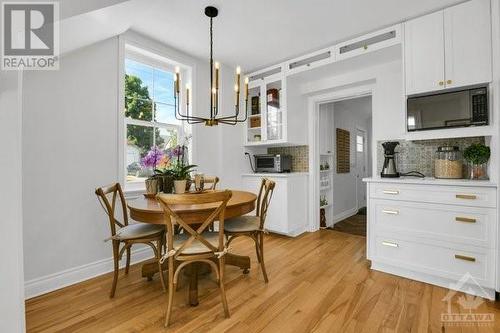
xmin=141 ymin=146 xmax=164 ymax=176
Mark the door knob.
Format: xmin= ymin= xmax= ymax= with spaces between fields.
xmin=447 ymin=80 xmax=452 ymax=84
xmin=439 ymin=81 xmax=444 ymax=86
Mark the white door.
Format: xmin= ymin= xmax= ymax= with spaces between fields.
xmin=404 ymin=10 xmax=445 ymax=95
xmin=356 ymin=129 xmax=367 ymax=209
xmin=444 ymin=0 xmax=492 ymax=89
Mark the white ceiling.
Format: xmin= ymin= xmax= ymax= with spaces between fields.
xmin=66 ymin=0 xmax=466 ymax=71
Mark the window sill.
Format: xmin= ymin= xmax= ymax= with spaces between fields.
xmin=124 ymin=181 xmax=146 ymax=198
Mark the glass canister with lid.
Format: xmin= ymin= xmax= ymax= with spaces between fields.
xmin=434 ymin=146 xmax=463 ymax=179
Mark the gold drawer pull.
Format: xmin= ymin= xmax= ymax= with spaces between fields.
xmin=382 ymin=209 xmax=399 ymax=215
xmin=454 ymin=254 xmax=476 ymax=262
xmin=383 ymin=190 xmax=399 ymax=195
xmin=456 ymin=194 xmax=477 ymax=200
xmin=455 ymin=217 xmax=476 ymax=223
xmin=382 ymin=241 xmax=398 ymax=248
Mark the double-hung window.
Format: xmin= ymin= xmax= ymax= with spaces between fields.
xmin=124 ymin=52 xmax=184 ymax=187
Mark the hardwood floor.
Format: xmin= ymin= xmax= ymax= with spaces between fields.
xmin=26 ymin=230 xmax=500 ymax=332
xmin=332 ymin=212 xmax=366 ymax=236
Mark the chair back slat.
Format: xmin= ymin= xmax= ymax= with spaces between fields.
xmin=256 ymin=178 xmax=276 ymax=229
xmin=204 ymin=176 xmax=220 ymax=190
xmin=95 ymin=183 xmax=128 ymax=236
xmin=157 ymin=190 xmax=232 ymax=258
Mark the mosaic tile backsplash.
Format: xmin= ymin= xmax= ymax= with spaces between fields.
xmin=268 ymin=145 xmax=309 ymax=172
xmin=376 ymin=137 xmax=486 ymax=177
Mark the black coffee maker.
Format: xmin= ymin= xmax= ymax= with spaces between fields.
xmin=381 ymin=141 xmax=400 ymax=178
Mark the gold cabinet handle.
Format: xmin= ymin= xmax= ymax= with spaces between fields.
xmin=382 ymin=241 xmax=398 ymax=248
xmin=439 ymin=81 xmax=444 ymax=86
xmin=447 ymin=79 xmax=452 ymax=84
xmin=454 ymin=254 xmax=476 ymax=262
xmin=382 ymin=209 xmax=399 ymax=215
xmin=363 ymin=45 xmax=368 ymax=50
xmin=455 ymin=217 xmax=476 ymax=223
xmin=456 ymin=194 xmax=477 ymax=200
xmin=383 ymin=190 xmax=399 ymax=195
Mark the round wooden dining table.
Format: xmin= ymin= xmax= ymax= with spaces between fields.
xmin=127 ymin=190 xmax=257 ymax=306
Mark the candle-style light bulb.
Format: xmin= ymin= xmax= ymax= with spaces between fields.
xmin=186 ymin=84 xmax=190 ymax=105
xmin=174 ymin=67 xmax=180 ymax=94
xmin=244 ymin=77 xmax=249 ymax=100
xmin=215 ymin=62 xmax=220 ymax=90
xmin=236 ymin=66 xmax=241 ymax=75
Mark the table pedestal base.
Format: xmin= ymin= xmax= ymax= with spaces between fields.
xmin=141 ymin=253 xmax=250 ymax=306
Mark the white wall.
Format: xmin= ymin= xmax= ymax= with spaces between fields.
xmin=0 ymin=71 xmax=26 ymax=332
xmin=23 ymin=37 xmax=120 ymax=285
xmin=331 ymin=97 xmax=372 ymax=219
xmin=21 ymin=32 xmax=243 ymax=298
xmin=302 ymin=53 xmax=403 ymax=176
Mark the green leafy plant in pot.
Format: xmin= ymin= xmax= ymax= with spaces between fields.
xmin=463 ymin=143 xmax=490 ymax=180
xmin=170 ymin=163 xmax=197 ymax=194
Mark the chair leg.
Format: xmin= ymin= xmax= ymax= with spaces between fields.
xmin=157 ymin=240 xmax=167 ymax=292
xmin=125 ymin=245 xmax=131 ymax=275
xmin=218 ymin=257 xmax=230 ymax=318
xmin=110 ymin=240 xmax=120 ymax=298
xmin=165 ymin=257 xmax=175 ymax=328
xmin=254 ymin=234 xmax=261 ymax=263
xmin=258 ymin=233 xmax=269 ymax=283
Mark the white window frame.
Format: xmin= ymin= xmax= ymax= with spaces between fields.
xmin=118 ymin=34 xmax=194 ymax=193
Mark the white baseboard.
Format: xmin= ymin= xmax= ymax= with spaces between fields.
xmin=332 ymin=207 xmax=359 ymax=225
xmin=24 ymin=246 xmax=155 ymax=299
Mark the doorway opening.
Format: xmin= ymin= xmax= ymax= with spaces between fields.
xmin=317 ymin=95 xmax=372 ymax=236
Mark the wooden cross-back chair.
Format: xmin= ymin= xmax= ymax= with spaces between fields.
xmin=203 ymin=176 xmax=219 ymax=190
xmin=157 ymin=190 xmax=232 ymax=327
xmin=95 ymin=183 xmax=166 ymax=298
xmin=225 ymin=178 xmax=276 ymax=283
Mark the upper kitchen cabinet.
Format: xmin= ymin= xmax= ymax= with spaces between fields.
xmin=404 ymin=0 xmax=492 ymax=96
xmin=244 ymin=64 xmax=287 ymax=146
xmin=443 ymin=0 xmax=492 ymax=90
xmin=404 ymin=11 xmax=445 ymax=95
xmin=245 ymin=64 xmax=307 ymax=146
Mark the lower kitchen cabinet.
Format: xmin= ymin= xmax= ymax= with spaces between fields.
xmin=241 ymin=173 xmax=308 ymax=237
xmin=364 ymin=178 xmax=498 ymax=300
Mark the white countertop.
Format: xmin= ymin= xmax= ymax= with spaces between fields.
xmin=363 ymin=176 xmax=497 ymax=188
xmin=242 ymin=172 xmax=309 ymax=178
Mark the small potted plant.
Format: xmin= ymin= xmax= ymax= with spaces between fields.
xmin=140 ymin=146 xmax=164 ymax=194
xmin=171 ymin=162 xmax=197 ymax=194
xmin=463 ymin=143 xmax=490 ymax=180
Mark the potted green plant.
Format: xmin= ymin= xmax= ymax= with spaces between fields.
xmin=463 ymin=143 xmax=490 ymax=180
xmin=170 ymin=163 xmax=197 ymax=194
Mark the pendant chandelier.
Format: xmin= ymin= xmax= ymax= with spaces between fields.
xmin=174 ymin=6 xmax=248 ymax=126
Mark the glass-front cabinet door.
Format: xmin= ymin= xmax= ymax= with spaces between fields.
xmin=246 ymin=84 xmax=262 ymax=143
xmin=244 ymin=64 xmax=286 ymax=146
xmin=265 ymin=78 xmax=283 ymax=141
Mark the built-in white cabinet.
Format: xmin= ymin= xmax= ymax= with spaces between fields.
xmin=404 ymin=0 xmax=492 ymax=95
xmin=365 ymin=178 xmax=498 ymax=299
xmin=245 ymin=65 xmax=287 ymax=146
xmin=404 ymin=11 xmax=445 ymax=95
xmin=241 ymin=173 xmax=308 ymax=236
xmin=443 ymin=0 xmax=492 ymax=90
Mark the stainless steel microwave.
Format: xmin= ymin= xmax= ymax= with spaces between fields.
xmin=254 ymin=154 xmax=292 ymax=173
xmin=407 ymin=86 xmax=489 ymax=131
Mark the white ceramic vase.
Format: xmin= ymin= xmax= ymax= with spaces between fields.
xmin=174 ymin=180 xmax=187 ymax=194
